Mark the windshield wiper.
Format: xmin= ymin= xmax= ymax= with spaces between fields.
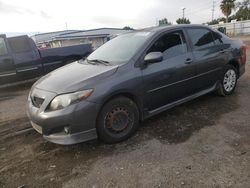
xmin=86 ymin=59 xmax=111 ymax=66
xmin=86 ymin=59 xmax=97 ymax=65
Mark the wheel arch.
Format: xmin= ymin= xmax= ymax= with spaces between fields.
xmin=227 ymin=59 xmax=240 ymax=78
xmin=97 ymin=91 xmax=144 ymax=122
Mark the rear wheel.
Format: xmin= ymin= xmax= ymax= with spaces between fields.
xmin=96 ymin=97 xmax=139 ymax=144
xmin=216 ymin=65 xmax=238 ymax=96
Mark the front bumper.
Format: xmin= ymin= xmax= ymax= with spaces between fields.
xmin=27 ymin=87 xmax=100 ymax=145
xmin=43 ymin=128 xmax=97 ymax=145
xmin=30 ymin=121 xmax=97 ymax=145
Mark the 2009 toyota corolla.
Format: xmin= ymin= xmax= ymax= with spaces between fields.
xmin=27 ymin=25 xmax=247 ymax=145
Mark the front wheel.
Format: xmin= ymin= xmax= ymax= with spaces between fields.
xmin=216 ymin=65 xmax=238 ymax=96
xmin=96 ymin=97 xmax=139 ymax=144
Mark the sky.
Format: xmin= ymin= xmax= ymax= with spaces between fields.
xmin=0 ymin=0 xmax=229 ymax=34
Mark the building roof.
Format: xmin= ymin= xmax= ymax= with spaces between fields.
xmin=32 ymin=25 xmax=211 ymax=44
xmin=53 ymin=28 xmax=130 ymax=40
xmin=31 ymin=30 xmax=81 ymax=44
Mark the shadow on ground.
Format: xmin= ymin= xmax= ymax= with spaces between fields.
xmin=140 ymin=92 xmax=239 ymax=144
xmin=0 ymin=89 xmax=240 ymax=187
xmin=0 ymin=82 xmax=34 ymax=97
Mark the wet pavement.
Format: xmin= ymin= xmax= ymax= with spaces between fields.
xmin=0 ymin=41 xmax=250 ymax=188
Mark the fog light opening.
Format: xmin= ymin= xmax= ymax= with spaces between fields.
xmin=64 ymin=126 xmax=70 ymax=134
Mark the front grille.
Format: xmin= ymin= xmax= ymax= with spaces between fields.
xmin=31 ymin=96 xmax=45 ymax=108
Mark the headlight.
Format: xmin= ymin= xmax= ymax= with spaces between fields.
xmin=48 ymin=89 xmax=93 ymax=111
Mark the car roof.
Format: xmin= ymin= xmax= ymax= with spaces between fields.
xmin=136 ymin=24 xmax=212 ymax=34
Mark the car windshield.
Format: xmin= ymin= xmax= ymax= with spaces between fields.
xmin=86 ymin=31 xmax=153 ymax=65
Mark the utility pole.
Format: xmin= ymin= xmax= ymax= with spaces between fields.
xmin=211 ymin=0 xmax=216 ymax=21
xmin=182 ymin=7 xmax=186 ymax=24
xmin=182 ymin=7 xmax=186 ymax=19
xmin=65 ymin=22 xmax=68 ymax=31
xmin=248 ymin=4 xmax=250 ymax=20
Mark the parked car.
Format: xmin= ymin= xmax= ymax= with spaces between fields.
xmin=27 ymin=25 xmax=247 ymax=145
xmin=0 ymin=34 xmax=92 ymax=85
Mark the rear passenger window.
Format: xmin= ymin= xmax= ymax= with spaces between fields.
xmin=8 ymin=37 xmax=32 ymax=53
xmin=212 ymin=31 xmax=223 ymax=45
xmin=187 ymin=28 xmax=214 ymax=49
xmin=0 ymin=38 xmax=8 ymax=56
xmin=147 ymin=30 xmax=187 ymax=60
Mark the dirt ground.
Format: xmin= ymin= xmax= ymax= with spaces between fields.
xmin=0 ymin=40 xmax=250 ymax=188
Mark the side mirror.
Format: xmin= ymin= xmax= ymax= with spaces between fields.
xmin=144 ymin=52 xmax=163 ymax=64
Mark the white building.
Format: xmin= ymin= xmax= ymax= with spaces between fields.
xmin=31 ymin=30 xmax=78 ymax=48
xmin=31 ymin=28 xmax=131 ymax=49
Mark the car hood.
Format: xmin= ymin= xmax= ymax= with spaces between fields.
xmin=34 ymin=61 xmax=118 ymax=94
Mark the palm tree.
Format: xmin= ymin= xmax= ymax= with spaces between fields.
xmin=220 ymin=0 xmax=236 ymax=22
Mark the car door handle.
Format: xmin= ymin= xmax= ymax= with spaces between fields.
xmin=220 ymin=49 xmax=226 ymax=53
xmin=185 ymin=58 xmax=193 ymax=64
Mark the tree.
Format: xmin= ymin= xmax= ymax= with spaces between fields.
xmin=220 ymin=0 xmax=236 ymax=23
xmin=207 ymin=17 xmax=226 ymax=25
xmin=207 ymin=19 xmax=219 ymax=25
xmin=235 ymin=0 xmax=250 ymax=20
xmin=158 ymin=18 xmax=172 ymax=26
xmin=123 ymin=26 xmax=134 ymax=30
xmin=176 ymin=18 xmax=191 ymax=24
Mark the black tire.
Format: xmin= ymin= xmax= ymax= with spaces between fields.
xmin=216 ymin=64 xmax=238 ymax=96
xmin=96 ymin=97 xmax=139 ymax=144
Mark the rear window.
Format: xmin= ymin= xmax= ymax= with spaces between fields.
xmin=212 ymin=31 xmax=223 ymax=45
xmin=187 ymin=28 xmax=214 ymax=49
xmin=8 ymin=37 xmax=32 ymax=53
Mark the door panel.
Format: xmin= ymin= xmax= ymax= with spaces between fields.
xmin=142 ymin=30 xmax=198 ymax=111
xmin=8 ymin=36 xmax=42 ymax=79
xmin=192 ymin=45 xmax=227 ymax=91
xmin=0 ymin=36 xmax=16 ymax=77
xmin=186 ymin=28 xmax=227 ymax=91
xmin=142 ymin=52 xmax=196 ymax=111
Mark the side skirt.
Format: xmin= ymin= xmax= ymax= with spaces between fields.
xmin=144 ymin=83 xmax=218 ymax=119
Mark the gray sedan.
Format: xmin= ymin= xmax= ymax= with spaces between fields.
xmin=27 ymin=25 xmax=247 ymax=145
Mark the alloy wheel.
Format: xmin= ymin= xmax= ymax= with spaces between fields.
xmin=223 ymin=69 xmax=237 ymax=92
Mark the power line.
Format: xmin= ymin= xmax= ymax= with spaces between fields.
xmin=184 ymin=1 xmax=214 ymax=15
xmin=163 ymin=1 xmax=221 ymax=23
xmin=167 ymin=1 xmax=214 ymax=20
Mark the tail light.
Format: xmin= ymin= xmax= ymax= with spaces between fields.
xmin=240 ymin=43 xmax=247 ymax=63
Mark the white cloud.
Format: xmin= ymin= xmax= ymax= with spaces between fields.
xmin=0 ymin=0 xmax=226 ymax=33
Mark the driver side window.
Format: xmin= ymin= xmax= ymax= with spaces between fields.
xmin=147 ymin=30 xmax=188 ymax=60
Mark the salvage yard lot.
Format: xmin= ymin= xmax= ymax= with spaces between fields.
xmin=0 ymin=40 xmax=250 ymax=188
